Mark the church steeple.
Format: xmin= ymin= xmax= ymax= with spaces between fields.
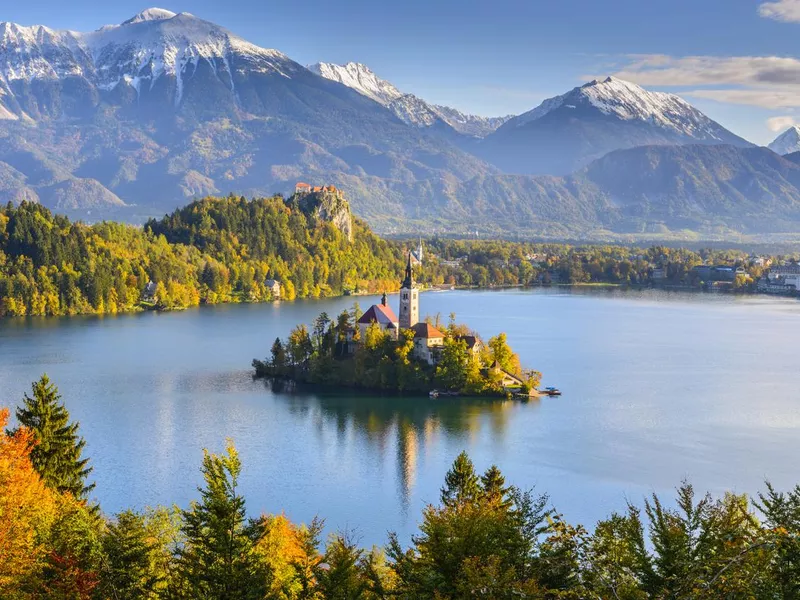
xmin=399 ymin=252 xmax=419 ymax=329
xmin=401 ymin=253 xmax=414 ymax=289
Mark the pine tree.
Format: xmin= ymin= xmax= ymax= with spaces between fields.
xmin=440 ymin=451 xmax=481 ymax=507
xmin=481 ymin=465 xmax=509 ymax=505
xmin=318 ymin=532 xmax=366 ymax=600
xmin=101 ymin=510 xmax=162 ymax=599
xmin=12 ymin=374 xmax=94 ymax=500
xmin=177 ymin=441 xmax=263 ymax=599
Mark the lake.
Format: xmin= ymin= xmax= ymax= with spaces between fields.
xmin=1 ymin=287 xmax=799 ymax=546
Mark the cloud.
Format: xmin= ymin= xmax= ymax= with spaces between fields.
xmin=766 ymin=116 xmax=797 ymax=131
xmin=611 ymin=55 xmax=800 ymax=87
xmin=602 ymin=54 xmax=800 ymax=109
xmin=759 ymin=0 xmax=800 ymax=23
xmin=686 ymin=88 xmax=800 ymax=109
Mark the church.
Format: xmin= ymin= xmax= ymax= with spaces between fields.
xmin=356 ymin=254 xmax=446 ymax=365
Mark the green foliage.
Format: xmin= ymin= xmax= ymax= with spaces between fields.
xmin=11 ymin=374 xmax=94 ymax=501
xmin=318 ymin=533 xmax=367 ymax=600
xmin=388 ymin=452 xmax=551 ymax=598
xmin=176 ymin=441 xmax=264 ymax=599
xmin=101 ymin=510 xmax=169 ymax=599
xmin=0 ymin=198 xmax=404 ymax=318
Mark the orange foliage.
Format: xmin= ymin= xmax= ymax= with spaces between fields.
xmin=253 ymin=513 xmax=310 ymax=596
xmin=0 ymin=407 xmax=58 ymax=592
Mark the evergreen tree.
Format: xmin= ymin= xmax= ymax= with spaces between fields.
xmin=177 ymin=441 xmax=263 ymax=599
xmin=318 ymin=532 xmax=366 ymax=600
xmin=290 ymin=517 xmax=324 ymax=599
xmin=440 ymin=451 xmax=481 ymax=507
xmin=271 ymin=337 xmax=287 ymax=368
xmin=12 ymin=374 xmax=94 ymax=500
xmin=101 ymin=510 xmax=162 ymax=599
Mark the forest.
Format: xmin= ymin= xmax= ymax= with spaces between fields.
xmin=3 ymin=374 xmax=800 ymax=599
xmin=1 ymin=195 xmax=795 ymax=320
xmin=0 ymin=197 xmax=403 ymax=317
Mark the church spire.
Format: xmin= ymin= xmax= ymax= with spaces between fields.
xmin=401 ymin=252 xmax=414 ymax=289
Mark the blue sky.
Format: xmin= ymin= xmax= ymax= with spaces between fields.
xmin=5 ymin=0 xmax=800 ymax=144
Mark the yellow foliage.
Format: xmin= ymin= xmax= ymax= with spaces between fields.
xmin=253 ymin=513 xmax=307 ymax=598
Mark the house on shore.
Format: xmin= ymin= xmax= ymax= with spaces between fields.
xmin=265 ymin=279 xmax=281 ymax=299
xmin=457 ymin=335 xmax=482 ymax=357
xmin=486 ymin=361 xmax=527 ymax=390
xmin=142 ymin=281 xmax=157 ymax=303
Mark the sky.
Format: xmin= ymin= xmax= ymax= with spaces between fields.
xmin=4 ymin=0 xmax=800 ymax=145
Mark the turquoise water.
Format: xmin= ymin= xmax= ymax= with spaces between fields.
xmin=1 ymin=288 xmax=799 ymax=544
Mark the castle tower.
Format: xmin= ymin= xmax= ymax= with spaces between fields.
xmin=399 ymin=253 xmax=419 ymax=329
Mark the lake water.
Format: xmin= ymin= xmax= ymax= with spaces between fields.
xmin=1 ymin=288 xmax=799 ymax=545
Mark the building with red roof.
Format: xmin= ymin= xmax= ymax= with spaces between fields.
xmin=357 ymin=293 xmax=399 ymax=340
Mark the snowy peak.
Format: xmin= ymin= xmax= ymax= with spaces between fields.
xmin=0 ymin=10 xmax=299 ymax=114
xmin=508 ymin=76 xmax=727 ymax=141
xmin=121 ymin=8 xmax=178 ymax=25
xmin=769 ymin=126 xmax=800 ymax=155
xmin=310 ymin=60 xmax=510 ymax=137
xmin=309 ymin=62 xmax=402 ymax=106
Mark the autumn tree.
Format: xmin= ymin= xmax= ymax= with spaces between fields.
xmin=0 ymin=407 xmax=58 ymax=595
xmin=488 ymin=333 xmax=521 ymax=376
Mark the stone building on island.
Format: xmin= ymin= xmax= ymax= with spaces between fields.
xmin=357 ymin=254 xmax=445 ymax=365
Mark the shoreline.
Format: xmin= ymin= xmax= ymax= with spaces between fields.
xmin=1 ymin=281 xmax=796 ymax=323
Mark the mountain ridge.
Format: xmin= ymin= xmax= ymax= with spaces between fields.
xmin=309 ymin=61 xmax=512 ymax=137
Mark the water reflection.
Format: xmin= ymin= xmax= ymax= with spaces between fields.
xmin=260 ymin=379 xmax=528 ymax=508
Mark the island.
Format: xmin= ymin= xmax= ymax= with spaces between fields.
xmin=253 ymin=255 xmax=542 ymax=397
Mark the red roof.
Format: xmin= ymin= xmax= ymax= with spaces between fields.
xmin=296 ymin=182 xmax=311 ymax=188
xmin=411 ymin=322 xmax=446 ymax=339
xmin=357 ymin=303 xmax=399 ymax=327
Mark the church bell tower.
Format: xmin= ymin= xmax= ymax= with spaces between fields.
xmin=399 ymin=253 xmax=419 ymax=329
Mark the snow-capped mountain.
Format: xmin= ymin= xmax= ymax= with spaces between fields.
xmin=0 ymin=9 xmax=506 ymax=220
xmin=0 ymin=8 xmax=301 ymax=119
xmin=769 ymin=126 xmax=800 ymax=155
xmin=310 ymin=61 xmax=511 ymax=137
xmin=308 ymin=62 xmax=402 ymax=106
xmin=479 ymin=76 xmax=751 ymax=175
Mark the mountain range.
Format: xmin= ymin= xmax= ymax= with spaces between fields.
xmin=1 ymin=8 xmax=800 ymax=239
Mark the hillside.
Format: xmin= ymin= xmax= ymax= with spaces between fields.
xmin=445 ymin=145 xmax=800 ymax=236
xmin=0 ymin=195 xmax=404 ymax=317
